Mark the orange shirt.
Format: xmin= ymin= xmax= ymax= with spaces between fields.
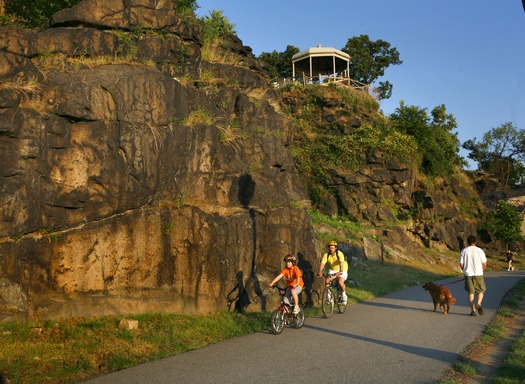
xmin=280 ymin=265 xmax=304 ymax=288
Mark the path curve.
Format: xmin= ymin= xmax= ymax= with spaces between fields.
xmin=83 ymin=271 xmax=525 ymax=384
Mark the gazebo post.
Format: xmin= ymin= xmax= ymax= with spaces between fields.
xmin=291 ymin=45 xmax=350 ymax=88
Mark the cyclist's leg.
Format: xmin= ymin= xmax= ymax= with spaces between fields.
xmin=284 ymin=288 xmax=293 ymax=306
xmin=338 ymin=272 xmax=348 ymax=291
xmin=291 ymin=286 xmax=302 ymax=307
xmin=324 ymin=273 xmax=332 ymax=287
xmin=327 ymin=270 xmax=337 ymax=286
xmin=339 ymin=272 xmax=348 ymax=303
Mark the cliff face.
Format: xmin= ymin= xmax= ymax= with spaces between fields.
xmin=0 ymin=0 xmax=319 ymax=320
xmin=1 ymin=1 xmax=521 ymax=321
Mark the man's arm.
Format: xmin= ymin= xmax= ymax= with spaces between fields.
xmin=318 ymin=262 xmax=325 ymax=276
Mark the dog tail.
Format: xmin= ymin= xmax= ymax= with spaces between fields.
xmin=440 ymin=292 xmax=456 ymax=305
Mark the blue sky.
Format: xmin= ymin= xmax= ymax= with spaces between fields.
xmin=196 ymin=1 xmax=525 ymax=168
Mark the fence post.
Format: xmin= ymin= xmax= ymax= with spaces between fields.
xmin=381 ymin=239 xmax=384 ymax=267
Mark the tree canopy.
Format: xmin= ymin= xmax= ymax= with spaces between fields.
xmin=257 ymin=45 xmax=300 ymax=80
xmin=201 ymin=9 xmax=236 ymax=42
xmin=341 ymin=34 xmax=402 ymax=100
xmin=3 ymin=0 xmax=80 ymax=27
xmin=485 ymin=200 xmax=524 ymax=246
xmin=2 ymin=0 xmax=198 ymax=27
xmin=462 ymin=122 xmax=525 ymax=187
xmin=389 ymin=101 xmax=461 ymax=177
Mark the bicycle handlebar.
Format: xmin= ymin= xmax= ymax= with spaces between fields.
xmin=319 ymin=272 xmax=341 ymax=278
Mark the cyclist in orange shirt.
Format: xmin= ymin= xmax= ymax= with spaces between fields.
xmin=269 ymin=254 xmax=304 ymax=314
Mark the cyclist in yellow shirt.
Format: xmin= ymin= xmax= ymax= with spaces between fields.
xmin=317 ymin=240 xmax=348 ymax=304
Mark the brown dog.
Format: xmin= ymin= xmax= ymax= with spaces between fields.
xmin=422 ymin=282 xmax=456 ymax=314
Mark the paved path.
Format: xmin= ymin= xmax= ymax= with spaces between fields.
xmin=83 ymin=271 xmax=525 ymax=384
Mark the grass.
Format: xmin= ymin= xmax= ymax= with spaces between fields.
xmin=491 ymin=281 xmax=525 ymax=384
xmin=1 ymin=212 xmax=515 ymax=384
xmin=438 ymin=279 xmax=525 ymax=384
xmin=0 ymin=255 xmax=459 ymax=384
xmin=0 ymin=312 xmax=269 ymax=383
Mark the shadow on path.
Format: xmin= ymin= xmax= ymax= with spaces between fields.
xmin=303 ymin=323 xmax=459 ymax=362
xmin=358 ymin=300 xmax=430 ymax=312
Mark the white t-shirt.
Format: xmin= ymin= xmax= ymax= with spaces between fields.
xmin=459 ymin=245 xmax=487 ymax=276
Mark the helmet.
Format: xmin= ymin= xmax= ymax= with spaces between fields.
xmin=283 ymin=254 xmax=296 ymax=263
xmin=327 ymin=240 xmax=338 ymax=247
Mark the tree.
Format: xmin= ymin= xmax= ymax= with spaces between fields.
xmin=4 ymin=0 xmax=198 ymax=27
xmin=486 ymin=200 xmax=524 ymax=247
xmin=341 ymin=34 xmax=402 ymax=100
xmin=374 ymin=80 xmax=393 ymax=100
xmin=172 ymin=0 xmax=198 ymax=13
xmin=462 ymin=122 xmax=525 ymax=186
xmin=201 ymin=9 xmax=236 ymax=41
xmin=258 ymin=45 xmax=300 ymax=80
xmin=4 ymin=0 xmax=81 ymax=27
xmin=172 ymin=0 xmax=199 ymax=19
xmin=389 ymin=101 xmax=461 ymax=176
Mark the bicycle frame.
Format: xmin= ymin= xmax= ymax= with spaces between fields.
xmin=321 ymin=273 xmax=347 ymax=318
xmin=270 ymin=286 xmax=305 ymax=335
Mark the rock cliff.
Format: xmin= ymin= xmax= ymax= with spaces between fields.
xmin=0 ymin=0 xmax=319 ymax=320
xmin=1 ymin=0 xmax=522 ymax=321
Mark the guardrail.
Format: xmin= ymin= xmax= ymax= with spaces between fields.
xmin=271 ymin=73 xmax=369 ymax=92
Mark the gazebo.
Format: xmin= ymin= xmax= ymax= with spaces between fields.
xmin=292 ymin=45 xmax=350 ymax=86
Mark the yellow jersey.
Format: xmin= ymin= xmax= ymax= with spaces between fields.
xmin=321 ymin=250 xmax=348 ymax=272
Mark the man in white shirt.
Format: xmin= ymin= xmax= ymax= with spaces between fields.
xmin=459 ymin=235 xmax=487 ymax=316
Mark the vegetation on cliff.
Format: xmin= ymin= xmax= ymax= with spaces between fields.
xmin=1 ymin=0 xmax=199 ymax=27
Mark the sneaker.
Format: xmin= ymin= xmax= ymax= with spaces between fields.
xmin=470 ymin=311 xmax=477 ymax=316
xmin=293 ymin=306 xmax=300 ymax=314
xmin=476 ymin=304 xmax=484 ymax=316
xmin=342 ymin=292 xmax=348 ymax=305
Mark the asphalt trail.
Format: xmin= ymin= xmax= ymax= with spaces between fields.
xmin=83 ymin=271 xmax=525 ymax=384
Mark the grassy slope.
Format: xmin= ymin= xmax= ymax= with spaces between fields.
xmin=0 ymin=249 xmax=464 ymax=384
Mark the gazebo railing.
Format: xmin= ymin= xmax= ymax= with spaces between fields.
xmin=272 ymin=73 xmax=369 ymax=93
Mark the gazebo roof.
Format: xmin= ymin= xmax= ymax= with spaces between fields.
xmin=292 ymin=46 xmax=350 ymax=74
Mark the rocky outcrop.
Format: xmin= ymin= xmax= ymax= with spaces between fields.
xmin=0 ymin=0 xmax=319 ymax=320
xmin=2 ymin=1 xmax=522 ymax=321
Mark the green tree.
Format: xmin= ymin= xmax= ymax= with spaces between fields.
xmin=374 ymin=80 xmax=393 ymax=100
xmin=462 ymin=122 xmax=525 ymax=187
xmin=4 ymin=0 xmax=198 ymax=28
xmin=341 ymin=34 xmax=402 ymax=100
xmin=258 ymin=45 xmax=300 ymax=79
xmin=389 ymin=101 xmax=461 ymax=176
xmin=5 ymin=0 xmax=81 ymax=27
xmin=486 ymin=200 xmax=524 ymax=246
xmin=201 ymin=9 xmax=236 ymax=41
xmin=172 ymin=0 xmax=198 ymax=13
xmin=172 ymin=0 xmax=199 ymax=19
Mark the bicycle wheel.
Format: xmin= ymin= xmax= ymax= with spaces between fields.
xmin=310 ymin=289 xmax=320 ymax=307
xmin=322 ymin=288 xmax=334 ymax=318
xmin=337 ymin=298 xmax=347 ymax=314
xmin=293 ymin=307 xmax=305 ymax=328
xmin=270 ymin=309 xmax=285 ymax=334
xmin=332 ymin=287 xmax=345 ymax=314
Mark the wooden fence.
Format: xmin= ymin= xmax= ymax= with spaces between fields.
xmin=272 ymin=73 xmax=369 ymax=92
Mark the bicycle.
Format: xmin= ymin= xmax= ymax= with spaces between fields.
xmin=269 ymin=286 xmax=305 ymax=335
xmin=298 ymin=289 xmax=320 ymax=308
xmin=321 ymin=273 xmax=347 ymax=318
